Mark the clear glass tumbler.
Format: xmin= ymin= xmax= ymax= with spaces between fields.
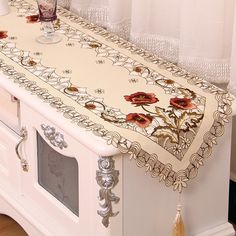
xmin=36 ymin=0 xmax=62 ymax=44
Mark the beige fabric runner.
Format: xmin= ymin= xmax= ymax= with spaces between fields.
xmin=0 ymin=0 xmax=233 ymax=192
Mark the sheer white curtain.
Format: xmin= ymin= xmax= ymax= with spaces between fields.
xmin=58 ymin=0 xmax=236 ymax=90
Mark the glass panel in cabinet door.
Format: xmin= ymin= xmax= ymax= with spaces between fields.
xmin=37 ymin=132 xmax=79 ymax=216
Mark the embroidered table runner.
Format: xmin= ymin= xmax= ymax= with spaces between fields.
xmin=0 ymin=0 xmax=233 ymax=192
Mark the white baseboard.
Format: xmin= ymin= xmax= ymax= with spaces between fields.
xmin=196 ymin=222 xmax=235 ymax=236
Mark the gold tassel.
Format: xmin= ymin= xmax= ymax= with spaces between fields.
xmin=172 ymin=204 xmax=185 ymax=236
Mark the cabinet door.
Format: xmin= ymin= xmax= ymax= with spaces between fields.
xmin=19 ymin=104 xmax=111 ymax=236
xmin=0 ymin=122 xmax=21 ymax=194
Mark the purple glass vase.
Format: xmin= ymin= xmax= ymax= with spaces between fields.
xmin=36 ymin=0 xmax=62 ymax=44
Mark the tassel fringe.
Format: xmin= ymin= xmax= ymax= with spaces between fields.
xmin=172 ymin=204 xmax=185 ymax=236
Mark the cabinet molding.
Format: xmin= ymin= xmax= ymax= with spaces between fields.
xmin=41 ymin=124 xmax=68 ymax=150
xmin=96 ymin=156 xmax=120 ymax=228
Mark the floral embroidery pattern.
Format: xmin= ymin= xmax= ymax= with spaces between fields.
xmin=0 ymin=0 xmax=233 ymax=192
xmin=123 ymin=92 xmax=203 ymax=158
xmin=170 ymin=97 xmax=196 ymax=110
xmin=26 ymin=14 xmax=40 ymax=23
xmin=124 ymin=92 xmax=158 ymax=106
xmin=85 ymin=102 xmax=96 ymax=110
xmin=126 ymin=113 xmax=153 ymax=128
xmin=0 ymin=31 xmax=8 ymax=39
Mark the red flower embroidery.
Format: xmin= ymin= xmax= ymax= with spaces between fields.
xmin=26 ymin=15 xmax=40 ymax=23
xmin=164 ymin=79 xmax=174 ymax=84
xmin=85 ymin=103 xmax=96 ymax=110
xmin=67 ymin=87 xmax=79 ymax=92
xmin=0 ymin=31 xmax=8 ymax=39
xmin=133 ymin=66 xmax=143 ymax=73
xmin=124 ymin=92 xmax=158 ymax=106
xmin=126 ymin=113 xmax=153 ymax=128
xmin=170 ymin=98 xmax=196 ymax=110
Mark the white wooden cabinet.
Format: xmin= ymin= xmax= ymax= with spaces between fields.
xmin=0 ymin=83 xmax=235 ymax=236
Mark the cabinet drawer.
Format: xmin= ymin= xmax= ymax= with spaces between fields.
xmin=0 ymin=87 xmax=20 ymax=133
xmin=0 ymin=121 xmax=21 ymax=193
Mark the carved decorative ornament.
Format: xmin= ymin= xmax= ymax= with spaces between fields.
xmin=96 ymin=156 xmax=120 ymax=227
xmin=41 ymin=124 xmax=68 ymax=149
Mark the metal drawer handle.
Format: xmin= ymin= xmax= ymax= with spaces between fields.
xmin=15 ymin=127 xmax=29 ymax=172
